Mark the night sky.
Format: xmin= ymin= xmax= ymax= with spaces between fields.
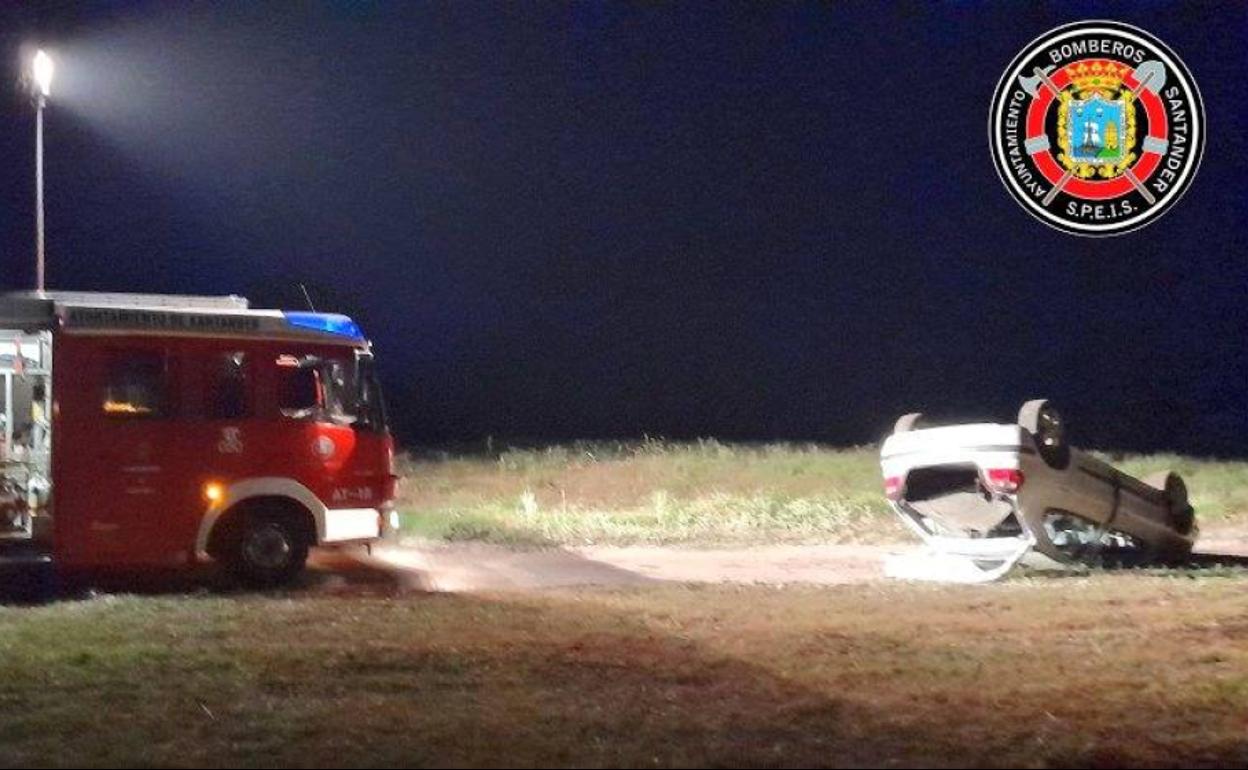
xmin=1 ymin=2 xmax=1246 ymax=452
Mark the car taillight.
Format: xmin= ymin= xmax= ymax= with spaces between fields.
xmin=884 ymin=475 xmax=904 ymax=500
xmin=984 ymin=468 xmax=1024 ymax=494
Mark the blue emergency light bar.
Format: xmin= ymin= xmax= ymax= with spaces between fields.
xmin=283 ymin=311 xmax=366 ymax=341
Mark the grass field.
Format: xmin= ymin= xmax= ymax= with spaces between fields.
xmin=4 ymin=443 xmax=1248 ymax=767
xmin=3 ymin=576 xmax=1248 ymax=768
xmin=395 ymin=441 xmax=1248 ymax=546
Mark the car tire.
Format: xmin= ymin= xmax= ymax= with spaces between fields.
xmin=225 ymin=511 xmax=310 ymax=587
xmin=893 ymin=412 xmax=926 ymax=434
xmin=1144 ymin=471 xmax=1196 ymax=536
xmin=1018 ymin=399 xmax=1069 ymax=468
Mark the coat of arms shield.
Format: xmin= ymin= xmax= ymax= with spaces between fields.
xmin=1066 ymin=94 xmax=1127 ymax=164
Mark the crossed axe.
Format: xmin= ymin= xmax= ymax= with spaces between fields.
xmin=1018 ymin=61 xmax=1167 ymax=207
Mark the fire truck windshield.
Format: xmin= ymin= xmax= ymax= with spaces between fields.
xmin=354 ymin=353 xmax=388 ymax=432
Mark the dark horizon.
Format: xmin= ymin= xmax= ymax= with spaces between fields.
xmin=2 ymin=2 xmax=1246 ymax=454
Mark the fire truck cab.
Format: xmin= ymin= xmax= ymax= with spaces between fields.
xmin=0 ymin=291 xmax=397 ymax=585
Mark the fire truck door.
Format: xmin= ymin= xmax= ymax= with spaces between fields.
xmin=98 ymin=427 xmax=173 ymax=562
xmin=58 ymin=346 xmax=177 ymax=566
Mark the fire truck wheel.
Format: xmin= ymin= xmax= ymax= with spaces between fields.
xmin=227 ymin=510 xmax=310 ymax=586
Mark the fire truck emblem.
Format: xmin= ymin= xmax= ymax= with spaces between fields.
xmin=218 ymin=427 xmax=244 ymax=454
xmin=989 ymin=21 xmax=1204 ymax=236
xmin=313 ymin=435 xmax=336 ymax=460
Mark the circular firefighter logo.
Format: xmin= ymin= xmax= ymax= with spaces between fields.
xmin=990 ymin=21 xmax=1204 ymax=236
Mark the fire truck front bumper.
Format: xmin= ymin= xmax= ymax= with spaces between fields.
xmin=322 ymin=505 xmax=399 ymax=544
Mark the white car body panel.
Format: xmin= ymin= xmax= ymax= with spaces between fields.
xmin=880 ymin=421 xmax=1196 ymax=581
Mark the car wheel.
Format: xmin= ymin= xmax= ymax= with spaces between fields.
xmin=1144 ymin=471 xmax=1196 ymax=536
xmin=893 ymin=412 xmax=926 ymax=434
xmin=226 ymin=512 xmax=310 ymax=587
xmin=1018 ymin=399 xmax=1069 ymax=468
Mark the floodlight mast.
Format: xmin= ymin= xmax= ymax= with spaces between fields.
xmin=31 ymin=49 xmax=54 ymax=293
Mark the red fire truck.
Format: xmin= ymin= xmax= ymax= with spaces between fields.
xmin=0 ymin=291 xmax=397 ymax=585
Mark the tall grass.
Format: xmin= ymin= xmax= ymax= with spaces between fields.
xmin=396 ymin=441 xmax=1248 ymax=546
xmin=1102 ymin=452 xmax=1248 ymax=524
xmin=398 ymin=440 xmax=897 ymax=545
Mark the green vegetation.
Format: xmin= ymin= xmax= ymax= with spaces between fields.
xmin=1107 ymin=452 xmax=1248 ymax=524
xmin=397 ymin=441 xmax=899 ymax=546
xmin=396 ymin=441 xmax=1248 ymax=546
xmin=3 ymin=576 xmax=1248 ymax=767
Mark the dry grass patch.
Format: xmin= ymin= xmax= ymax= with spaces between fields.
xmin=3 ymin=574 xmax=1247 ymax=767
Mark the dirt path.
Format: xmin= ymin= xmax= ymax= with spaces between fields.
xmin=11 ymin=534 xmax=1242 ymax=604
xmin=330 ymin=532 xmax=1248 ymax=593
xmin=367 ymin=543 xmax=904 ymax=592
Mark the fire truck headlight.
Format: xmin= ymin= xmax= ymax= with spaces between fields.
xmin=204 ymin=482 xmax=224 ymax=504
xmin=388 ymin=510 xmax=401 ymax=531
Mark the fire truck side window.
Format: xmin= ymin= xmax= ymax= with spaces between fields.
xmin=207 ymin=351 xmax=249 ymax=419
xmin=102 ymin=351 xmax=170 ymax=417
xmin=276 ymin=356 xmax=322 ymax=419
xmin=274 ymin=355 xmax=359 ymax=425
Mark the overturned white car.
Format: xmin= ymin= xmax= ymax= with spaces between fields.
xmin=880 ymin=400 xmax=1197 ymax=582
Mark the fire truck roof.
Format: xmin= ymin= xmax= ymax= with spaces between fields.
xmin=0 ymin=291 xmax=367 ymax=345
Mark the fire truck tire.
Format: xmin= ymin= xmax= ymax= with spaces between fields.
xmin=222 ymin=505 xmax=311 ymax=586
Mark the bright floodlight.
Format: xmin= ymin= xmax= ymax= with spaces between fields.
xmin=32 ymin=50 xmax=53 ymax=98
